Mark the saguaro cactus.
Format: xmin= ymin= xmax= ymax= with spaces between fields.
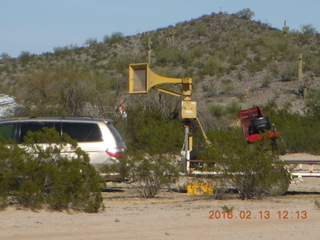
xmin=283 ymin=20 xmax=289 ymax=36
xmin=166 ymin=29 xmax=176 ymax=45
xmin=147 ymin=37 xmax=153 ymax=65
xmin=298 ymin=54 xmax=307 ymax=97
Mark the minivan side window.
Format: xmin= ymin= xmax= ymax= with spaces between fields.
xmin=20 ymin=122 xmax=58 ymax=143
xmin=0 ymin=123 xmax=15 ymax=140
xmin=62 ymin=122 xmax=102 ymax=142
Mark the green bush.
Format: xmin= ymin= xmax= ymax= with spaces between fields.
xmin=246 ymin=57 xmax=264 ymax=73
xmin=235 ymin=8 xmax=255 ymax=20
xmin=18 ymin=51 xmax=34 ymax=66
xmin=199 ymin=128 xmax=290 ymax=199
xmin=263 ymin=103 xmax=320 ymax=154
xmin=0 ymin=128 xmax=103 ymax=212
xmin=103 ymin=32 xmax=124 ymax=45
xmin=200 ymin=57 xmax=226 ymax=76
xmin=209 ymin=104 xmax=225 ymax=119
xmin=259 ymin=32 xmax=291 ymax=59
xmin=294 ymin=24 xmax=317 ymax=45
xmin=227 ymin=41 xmax=248 ymax=65
xmin=155 ymin=47 xmax=191 ymax=67
xmin=305 ymin=89 xmax=320 ymax=119
xmin=126 ymin=154 xmax=179 ymax=198
xmin=118 ymin=108 xmax=184 ymax=155
xmin=208 ymin=101 xmax=241 ymax=120
xmin=194 ymin=24 xmax=208 ymax=37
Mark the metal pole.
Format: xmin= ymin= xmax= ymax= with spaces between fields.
xmin=184 ymin=125 xmax=191 ymax=173
xmin=181 ymin=125 xmax=190 ymax=174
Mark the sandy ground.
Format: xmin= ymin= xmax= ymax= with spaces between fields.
xmin=1 ymin=153 xmax=320 ymax=240
xmin=0 ymin=177 xmax=320 ymax=240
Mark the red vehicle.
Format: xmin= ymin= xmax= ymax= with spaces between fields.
xmin=240 ymin=106 xmax=280 ymax=143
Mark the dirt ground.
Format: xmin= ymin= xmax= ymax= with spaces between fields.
xmin=0 ymin=174 xmax=319 ymax=240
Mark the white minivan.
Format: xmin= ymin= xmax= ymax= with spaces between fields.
xmin=0 ymin=117 xmax=127 ymax=170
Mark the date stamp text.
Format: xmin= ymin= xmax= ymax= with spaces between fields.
xmin=208 ymin=210 xmax=307 ymax=220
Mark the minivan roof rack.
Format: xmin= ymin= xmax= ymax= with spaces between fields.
xmin=27 ymin=116 xmax=96 ymax=119
xmin=0 ymin=116 xmax=113 ymax=123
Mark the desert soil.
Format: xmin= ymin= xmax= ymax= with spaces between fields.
xmin=1 ymin=154 xmax=320 ymax=240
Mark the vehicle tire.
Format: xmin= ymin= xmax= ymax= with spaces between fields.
xmin=250 ymin=117 xmax=271 ymax=133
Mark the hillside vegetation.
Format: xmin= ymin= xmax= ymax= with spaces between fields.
xmin=0 ymin=9 xmax=320 ymax=154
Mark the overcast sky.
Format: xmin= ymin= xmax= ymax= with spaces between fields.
xmin=1 ymin=0 xmax=319 ymax=58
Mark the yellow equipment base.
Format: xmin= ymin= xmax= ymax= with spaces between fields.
xmin=187 ymin=183 xmax=214 ymax=195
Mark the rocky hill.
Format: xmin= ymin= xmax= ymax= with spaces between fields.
xmin=0 ymin=11 xmax=319 ymax=125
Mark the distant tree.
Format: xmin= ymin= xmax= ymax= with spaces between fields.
xmin=103 ymin=32 xmax=124 ymax=45
xmin=18 ymin=51 xmax=33 ymax=65
xmin=293 ymin=24 xmax=317 ymax=45
xmin=305 ymin=89 xmax=320 ymax=119
xmin=0 ymin=52 xmax=11 ymax=61
xmin=301 ymin=24 xmax=317 ymax=35
xmin=235 ymin=8 xmax=255 ymax=20
xmin=84 ymin=37 xmax=98 ymax=47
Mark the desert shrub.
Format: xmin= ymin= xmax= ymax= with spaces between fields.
xmin=103 ymin=32 xmax=124 ymax=45
xmin=200 ymin=57 xmax=226 ymax=76
xmin=246 ymin=57 xmax=264 ymax=73
xmin=208 ymin=101 xmax=241 ymax=120
xmin=294 ymin=24 xmax=317 ymax=45
xmin=305 ymin=89 xmax=320 ymax=119
xmin=227 ymin=142 xmax=290 ymax=199
xmin=191 ymin=45 xmax=209 ymax=58
xmin=225 ymin=101 xmax=242 ymax=119
xmin=227 ymin=41 xmax=248 ymax=65
xmin=280 ymin=62 xmax=297 ymax=81
xmin=194 ymin=23 xmax=208 ymax=37
xmin=209 ymin=104 xmax=225 ymax=119
xmin=259 ymin=32 xmax=291 ymax=60
xmin=84 ymin=37 xmax=98 ymax=47
xmin=0 ymin=52 xmax=11 ymax=61
xmin=263 ymin=103 xmax=320 ymax=154
xmin=126 ymin=154 xmax=179 ymax=198
xmin=235 ymin=8 xmax=255 ymax=20
xmin=221 ymin=79 xmax=234 ymax=94
xmin=0 ymin=128 xmax=103 ymax=212
xmin=261 ymin=75 xmax=272 ymax=88
xmin=199 ymin=128 xmax=290 ymax=199
xmin=18 ymin=51 xmax=34 ymax=66
xmin=155 ymin=47 xmax=191 ymax=67
xmin=0 ymin=139 xmax=30 ymax=209
xmin=302 ymin=52 xmax=320 ymax=73
xmin=118 ymin=108 xmax=184 ymax=155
